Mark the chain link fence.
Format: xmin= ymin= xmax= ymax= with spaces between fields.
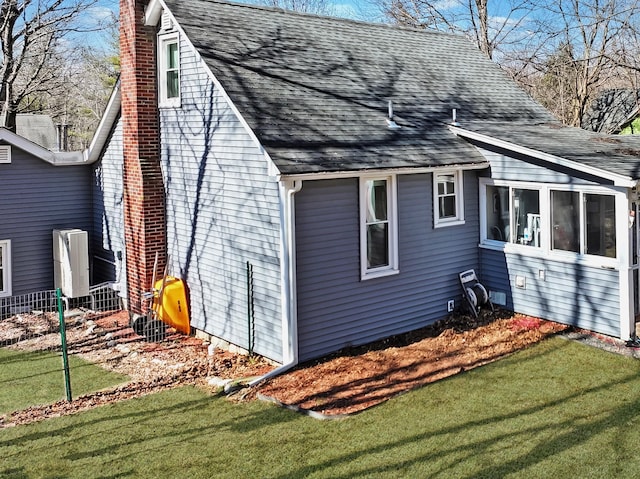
xmin=0 ymin=283 xmax=123 ymax=349
xmin=0 ymin=284 xmax=130 ymax=414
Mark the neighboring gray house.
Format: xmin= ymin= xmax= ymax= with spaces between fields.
xmin=0 ymin=128 xmax=92 ymax=301
xmin=14 ymin=114 xmax=58 ymax=150
xmin=91 ymin=0 xmax=640 ymax=369
xmin=583 ymin=89 xmax=640 ymax=134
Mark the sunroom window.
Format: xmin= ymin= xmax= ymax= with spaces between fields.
xmin=485 ymin=185 xmax=539 ymax=247
xmin=360 ymin=176 xmax=398 ymax=279
xmin=585 ymin=194 xmax=616 ymax=258
xmin=486 ymin=185 xmax=510 ymax=241
xmin=482 ymin=180 xmax=618 ymax=260
xmin=549 ymin=190 xmax=616 ymax=258
xmin=551 ymin=190 xmax=579 ymax=252
xmin=513 ymin=188 xmax=540 ymax=247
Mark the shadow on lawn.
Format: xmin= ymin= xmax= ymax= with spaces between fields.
xmin=1 ymin=388 xmax=299 ymax=470
xmin=2 ymin=339 xmax=639 ymax=478
xmin=271 ymin=339 xmax=640 ymax=478
xmin=58 ymin=394 xmax=298 ymax=465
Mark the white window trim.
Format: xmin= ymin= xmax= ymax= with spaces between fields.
xmin=158 ymin=33 xmax=180 ymax=108
xmin=433 ymin=169 xmax=465 ymax=228
xmin=479 ymin=178 xmax=623 ymax=268
xmin=360 ymin=175 xmax=399 ymax=280
xmin=0 ymin=240 xmax=12 ymax=298
xmin=0 ymin=145 xmax=11 ymax=164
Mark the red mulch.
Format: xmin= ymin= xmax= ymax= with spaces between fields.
xmin=255 ymin=310 xmax=567 ymax=416
xmin=2 ymin=308 xmax=569 ymax=425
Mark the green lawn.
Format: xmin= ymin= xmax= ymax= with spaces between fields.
xmin=2 ymin=337 xmax=640 ymax=478
xmin=0 ymin=348 xmax=129 ymax=414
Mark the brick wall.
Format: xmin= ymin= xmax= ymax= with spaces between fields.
xmin=120 ymin=0 xmax=167 ymax=314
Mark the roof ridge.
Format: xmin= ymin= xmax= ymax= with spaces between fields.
xmin=182 ymin=0 xmax=470 ymax=41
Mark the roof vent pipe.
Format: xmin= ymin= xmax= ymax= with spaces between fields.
xmin=451 ymin=109 xmax=460 ymax=126
xmin=386 ymin=100 xmax=401 ymax=130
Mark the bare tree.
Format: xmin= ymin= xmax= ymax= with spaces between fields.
xmin=513 ymin=0 xmax=640 ymax=126
xmin=381 ymin=0 xmax=541 ymax=59
xmin=383 ymin=0 xmax=640 ymax=127
xmin=42 ymin=11 xmax=119 ymax=149
xmin=0 ymin=0 xmax=98 ymax=132
xmin=261 ymin=0 xmax=335 ymax=15
xmin=30 ymin=40 xmax=119 ymax=149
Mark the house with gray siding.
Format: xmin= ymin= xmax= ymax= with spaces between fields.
xmin=0 ymin=128 xmax=92 ymax=302
xmin=92 ymin=0 xmax=640 ymax=370
xmin=583 ymin=89 xmax=640 ymax=134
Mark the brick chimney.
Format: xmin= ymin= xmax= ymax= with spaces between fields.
xmin=119 ymin=0 xmax=166 ymax=314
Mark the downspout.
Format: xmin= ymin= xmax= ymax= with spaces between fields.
xmin=249 ymin=179 xmax=303 ymax=386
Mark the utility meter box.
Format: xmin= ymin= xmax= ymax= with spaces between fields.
xmin=53 ymin=229 xmax=90 ymax=298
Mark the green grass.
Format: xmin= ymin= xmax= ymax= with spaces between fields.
xmin=0 ymin=348 xmax=129 ymax=414
xmin=3 ymin=337 xmax=640 ymax=478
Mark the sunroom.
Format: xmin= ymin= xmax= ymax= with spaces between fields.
xmin=450 ymin=122 xmax=640 ymax=341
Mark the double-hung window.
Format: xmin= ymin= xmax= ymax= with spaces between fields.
xmin=360 ymin=176 xmax=398 ymax=279
xmin=158 ymin=34 xmax=180 ymax=107
xmin=434 ymin=170 xmax=464 ymax=227
xmin=0 ymin=240 xmax=11 ymax=297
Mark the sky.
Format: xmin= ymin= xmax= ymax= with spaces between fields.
xmin=76 ymin=0 xmax=383 ymax=50
xmin=69 ymin=0 xmax=119 ymax=50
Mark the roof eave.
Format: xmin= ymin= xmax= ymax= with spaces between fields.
xmin=449 ymin=124 xmax=636 ymax=188
xmin=85 ymin=81 xmax=121 ymax=164
xmin=145 ymin=0 xmax=165 ymax=26
xmin=0 ymin=128 xmax=88 ymax=166
xmin=278 ymin=161 xmax=489 ymax=182
xmin=0 ymin=128 xmax=55 ymax=163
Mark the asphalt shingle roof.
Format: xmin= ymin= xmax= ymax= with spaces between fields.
xmin=162 ymin=0 xmax=553 ymax=175
xmin=460 ymin=120 xmax=640 ymax=180
xmin=162 ymin=0 xmax=640 ymax=180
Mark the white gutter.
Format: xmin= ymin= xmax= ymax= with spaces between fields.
xmin=449 ymin=124 xmax=637 ymax=188
xmin=278 ymin=162 xmax=489 ymax=182
xmin=249 ymin=179 xmax=303 ymax=386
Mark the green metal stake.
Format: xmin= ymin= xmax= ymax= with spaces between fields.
xmin=246 ymin=261 xmax=255 ymax=356
xmin=56 ymin=288 xmax=72 ymax=402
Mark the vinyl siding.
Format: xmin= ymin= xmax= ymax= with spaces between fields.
xmin=0 ymin=144 xmax=92 ymax=295
xmin=480 ymin=248 xmax=620 ymax=336
xmin=295 ymin=171 xmax=481 ymax=362
xmin=91 ymin=119 xmax=126 ymax=292
xmin=160 ymin=33 xmax=283 ymax=362
xmin=480 ymin=148 xmax=599 ymax=185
